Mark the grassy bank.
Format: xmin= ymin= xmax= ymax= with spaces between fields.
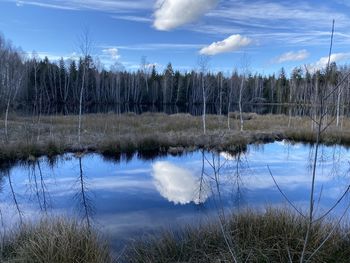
xmin=1 ymin=112 xmax=350 ymax=164
xmin=2 ymin=209 xmax=349 ymax=262
xmin=123 ymin=209 xmax=350 ymax=263
xmin=0 ymin=218 xmax=113 ymax=263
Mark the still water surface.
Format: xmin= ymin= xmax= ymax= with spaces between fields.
xmin=1 ymin=141 xmax=350 ymax=250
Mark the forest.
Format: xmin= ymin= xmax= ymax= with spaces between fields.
xmin=0 ymin=33 xmax=349 ymax=117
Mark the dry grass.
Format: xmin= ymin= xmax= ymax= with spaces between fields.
xmin=0 ymin=210 xmax=348 ymax=262
xmin=0 ymin=218 xmax=113 ymax=263
xmin=123 ymin=208 xmax=350 ymax=263
xmin=1 ymin=112 xmax=350 ymax=164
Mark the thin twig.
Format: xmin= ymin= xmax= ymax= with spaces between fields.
xmin=268 ymin=165 xmax=305 ymax=218
xmin=314 ymin=185 xmax=350 ymax=223
xmin=306 ymin=200 xmax=350 ymax=262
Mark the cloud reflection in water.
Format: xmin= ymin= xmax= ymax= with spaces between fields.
xmin=152 ymin=161 xmax=210 ymax=205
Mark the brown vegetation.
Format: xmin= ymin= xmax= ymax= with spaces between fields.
xmin=124 ymin=208 xmax=350 ymax=263
xmin=1 ymin=218 xmax=113 ymax=263
xmin=1 ymin=112 xmax=350 ymax=165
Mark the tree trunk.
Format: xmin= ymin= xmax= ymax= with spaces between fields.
xmin=4 ymin=97 xmax=10 ymax=141
xmin=336 ymin=85 xmax=342 ymax=127
xmin=78 ymin=64 xmax=86 ymax=144
xmin=239 ymin=77 xmax=244 ymax=132
xmin=227 ymin=77 xmax=233 ymax=130
xmin=202 ymin=75 xmax=206 ymax=135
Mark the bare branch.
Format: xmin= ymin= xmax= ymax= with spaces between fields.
xmin=268 ymin=165 xmax=305 ymax=218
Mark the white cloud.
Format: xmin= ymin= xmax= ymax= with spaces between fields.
xmin=275 ymin=50 xmax=309 ymax=63
xmin=199 ymin=34 xmax=252 ymax=56
xmin=152 ymin=161 xmax=210 ymax=205
xmin=307 ymin=52 xmax=350 ymax=72
xmin=220 ymin=152 xmax=236 ymax=161
xmin=102 ymin=48 xmax=120 ymax=60
xmin=153 ymin=0 xmax=218 ymax=31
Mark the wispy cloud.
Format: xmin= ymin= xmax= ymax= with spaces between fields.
xmin=13 ymin=0 xmax=152 ymax=11
xmin=153 ymin=0 xmax=218 ymax=30
xmin=197 ymin=1 xmax=350 ymax=47
xmin=111 ymin=15 xmax=152 ymax=23
xmin=107 ymin=60 xmax=163 ymax=71
xmin=102 ymin=43 xmax=204 ymax=51
xmin=274 ymin=50 xmax=309 ymax=64
xmin=11 ymin=0 xmax=350 ymax=49
xmin=207 ymin=1 xmax=349 ymax=30
xmin=15 ymin=0 xmax=78 ymax=10
xmin=336 ymin=0 xmax=350 ymax=8
xmin=199 ymin=34 xmax=252 ymax=55
xmin=24 ymin=51 xmax=79 ymax=61
xmin=102 ymin=47 xmax=120 ymax=60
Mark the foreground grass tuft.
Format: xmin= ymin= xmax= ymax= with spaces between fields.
xmin=1 ymin=218 xmax=113 ymax=263
xmin=123 ymin=209 xmax=350 ymax=263
xmin=0 ymin=210 xmax=349 ymax=262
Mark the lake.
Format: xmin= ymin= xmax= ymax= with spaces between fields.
xmin=0 ymin=141 xmax=350 ymax=251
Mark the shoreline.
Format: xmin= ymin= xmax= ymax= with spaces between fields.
xmin=1 ymin=112 xmax=350 ymax=165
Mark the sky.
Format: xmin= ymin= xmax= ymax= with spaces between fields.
xmin=1 ymin=0 xmax=350 ymax=75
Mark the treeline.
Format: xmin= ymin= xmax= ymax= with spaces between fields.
xmin=0 ymin=34 xmax=349 ymax=115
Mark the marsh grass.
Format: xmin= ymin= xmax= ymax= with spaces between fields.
xmin=123 ymin=208 xmax=350 ymax=263
xmin=1 ymin=112 xmax=350 ymax=164
xmin=0 ymin=218 xmax=113 ymax=263
xmin=0 ymin=210 xmax=348 ymax=262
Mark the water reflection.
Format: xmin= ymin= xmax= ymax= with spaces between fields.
xmin=0 ymin=142 xmax=349 ymax=250
xmin=25 ymin=160 xmax=49 ymax=214
xmin=152 ymin=161 xmax=210 ymax=205
xmin=75 ymin=154 xmax=93 ymax=228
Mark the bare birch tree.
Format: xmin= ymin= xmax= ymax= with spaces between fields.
xmin=4 ymin=49 xmax=24 ymax=141
xmin=77 ymin=28 xmax=92 ymax=144
xmin=239 ymin=54 xmax=251 ymax=132
xmin=198 ymin=56 xmax=210 ymax=135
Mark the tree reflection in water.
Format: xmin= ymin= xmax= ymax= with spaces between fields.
xmin=74 ymin=153 xmax=93 ymax=228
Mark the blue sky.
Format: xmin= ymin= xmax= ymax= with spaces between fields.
xmin=1 ymin=0 xmax=350 ymax=74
